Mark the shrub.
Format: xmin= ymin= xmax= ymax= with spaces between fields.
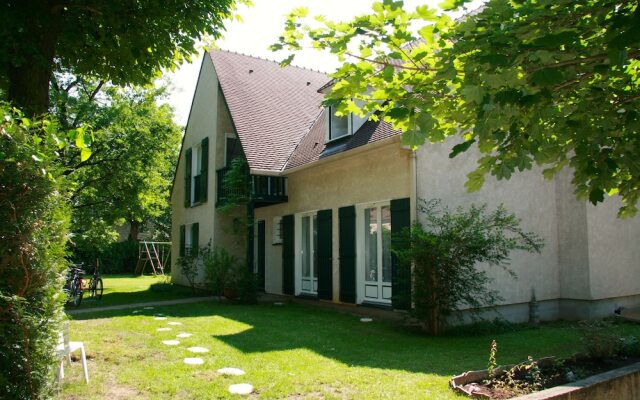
xmin=72 ymin=239 xmax=139 ymax=274
xmin=202 ymin=246 xmax=239 ymax=295
xmin=233 ymin=268 xmax=259 ymax=305
xmin=176 ymin=252 xmax=199 ymax=291
xmin=0 ymin=105 xmax=72 ymax=399
xmin=578 ymin=320 xmax=623 ymax=359
xmin=394 ymin=199 xmax=543 ymax=335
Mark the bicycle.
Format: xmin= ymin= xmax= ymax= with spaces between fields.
xmin=64 ymin=264 xmax=85 ymax=307
xmin=85 ymin=259 xmax=104 ymax=300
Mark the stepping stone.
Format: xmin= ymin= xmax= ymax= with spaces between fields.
xmin=273 ymin=302 xmax=284 ymax=306
xmin=132 ymin=310 xmax=142 ymax=314
xmin=157 ymin=328 xmax=172 ymax=332
xmin=144 ymin=306 xmax=154 ymax=310
xmin=217 ymin=367 xmax=245 ymax=376
xmin=187 ymin=346 xmax=209 ymax=353
xmin=155 ymin=313 xmax=165 ymax=317
xmin=228 ymin=383 xmax=253 ymax=395
xmin=154 ymin=317 xmax=167 ymax=321
xmin=360 ymin=317 xmax=373 ymax=322
xmin=162 ymin=340 xmax=180 ymax=346
xmin=176 ymin=333 xmax=192 ymax=338
xmin=167 ymin=321 xmax=182 ymax=326
xmin=184 ymin=357 xmax=204 ymax=365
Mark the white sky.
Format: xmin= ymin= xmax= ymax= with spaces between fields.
xmin=162 ymin=0 xmax=484 ymax=126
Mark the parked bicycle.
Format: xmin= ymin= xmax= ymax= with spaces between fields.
xmin=64 ymin=264 xmax=85 ymax=307
xmin=85 ymin=259 xmax=104 ymax=300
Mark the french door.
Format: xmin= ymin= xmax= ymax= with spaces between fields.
xmin=300 ymin=214 xmax=318 ymax=295
xmin=363 ymin=204 xmax=392 ymax=303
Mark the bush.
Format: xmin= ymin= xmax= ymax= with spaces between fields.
xmin=176 ymin=252 xmax=199 ymax=291
xmin=578 ymin=320 xmax=623 ymax=359
xmin=0 ymin=105 xmax=72 ymax=399
xmin=72 ymin=239 xmax=139 ymax=274
xmin=394 ymin=199 xmax=543 ymax=335
xmin=233 ymin=268 xmax=259 ymax=305
xmin=203 ymin=247 xmax=239 ymax=295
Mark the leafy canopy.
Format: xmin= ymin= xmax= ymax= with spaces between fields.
xmin=273 ymin=0 xmax=640 ymax=217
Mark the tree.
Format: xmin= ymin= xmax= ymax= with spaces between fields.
xmin=273 ymin=0 xmax=640 ymax=216
xmin=51 ymin=78 xmax=181 ymax=243
xmin=0 ymin=0 xmax=238 ymax=114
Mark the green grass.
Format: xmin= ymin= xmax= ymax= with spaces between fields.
xmin=68 ymin=274 xmax=207 ymax=310
xmin=58 ymin=301 xmax=640 ymax=399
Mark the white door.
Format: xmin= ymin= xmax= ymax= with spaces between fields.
xmin=363 ymin=205 xmax=392 ymax=303
xmin=300 ymin=214 xmax=318 ymax=295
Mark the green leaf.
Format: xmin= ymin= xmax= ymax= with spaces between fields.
xmin=401 ymin=128 xmax=426 ymax=150
xmin=589 ymin=188 xmax=605 ymax=205
xmin=80 ymin=147 xmax=91 ymax=162
xmin=449 ymin=139 xmax=476 ymax=158
xmin=75 ymin=128 xmax=85 ymax=148
xmin=530 ymin=68 xmax=564 ymax=87
xmin=280 ymin=54 xmax=295 ymax=67
xmin=461 ymin=85 xmax=484 ymax=104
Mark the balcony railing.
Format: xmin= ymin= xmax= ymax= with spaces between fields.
xmin=216 ymin=167 xmax=288 ymax=207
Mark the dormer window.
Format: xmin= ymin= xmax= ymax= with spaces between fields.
xmin=328 ymin=106 xmax=351 ymax=141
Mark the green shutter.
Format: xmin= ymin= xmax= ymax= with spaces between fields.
xmin=184 ymin=148 xmax=192 ymax=207
xmin=191 ymin=223 xmax=199 ymax=256
xmin=201 ymin=137 xmax=209 ymax=202
xmin=317 ymin=209 xmax=333 ymax=301
xmin=339 ymin=206 xmax=356 ymax=303
xmin=391 ymin=198 xmax=411 ymax=310
xmin=179 ymin=225 xmax=186 ymax=257
xmin=257 ymin=220 xmax=266 ymax=290
xmin=282 ymin=214 xmax=294 ymax=295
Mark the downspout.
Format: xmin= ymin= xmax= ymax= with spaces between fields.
xmin=410 ymin=150 xmax=418 ymax=223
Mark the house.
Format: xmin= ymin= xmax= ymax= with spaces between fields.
xmin=171 ymin=49 xmax=640 ymax=322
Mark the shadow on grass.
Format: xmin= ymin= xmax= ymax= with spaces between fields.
xmin=65 ymin=274 xmax=208 ymax=310
xmin=70 ymin=300 xmax=587 ymax=376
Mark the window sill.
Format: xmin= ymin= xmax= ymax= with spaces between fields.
xmin=325 ymin=133 xmax=352 ymax=145
xmin=189 ymin=200 xmax=207 ymax=208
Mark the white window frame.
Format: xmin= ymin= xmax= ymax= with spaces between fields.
xmin=191 ymin=143 xmax=202 ymax=205
xmin=326 ymin=106 xmax=352 ymax=143
xmin=355 ymin=200 xmax=392 ymax=305
xmin=185 ymin=224 xmax=192 ymax=256
xmin=272 ymin=216 xmax=283 ymax=245
xmin=294 ymin=210 xmax=319 ymax=296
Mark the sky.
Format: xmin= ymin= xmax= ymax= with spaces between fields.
xmin=163 ymin=0 xmax=484 ymax=126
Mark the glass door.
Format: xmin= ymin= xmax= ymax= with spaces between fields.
xmin=363 ymin=205 xmax=392 ymax=303
xmin=300 ymin=214 xmax=318 ymax=295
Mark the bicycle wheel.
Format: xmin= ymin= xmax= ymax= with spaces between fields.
xmin=72 ymin=277 xmax=83 ymax=306
xmin=94 ymin=277 xmax=103 ymax=300
xmin=87 ymin=278 xmax=96 ymax=298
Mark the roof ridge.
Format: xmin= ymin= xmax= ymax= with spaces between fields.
xmin=282 ymin=107 xmax=325 ymax=171
xmin=212 ymin=48 xmax=330 ymax=74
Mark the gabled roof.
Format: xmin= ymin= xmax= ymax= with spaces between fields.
xmin=209 ymin=50 xmax=402 ymax=174
xmin=210 ymin=50 xmax=328 ymax=172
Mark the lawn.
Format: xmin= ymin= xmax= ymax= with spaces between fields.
xmin=68 ymin=274 xmax=207 ymax=310
xmin=59 ymin=300 xmax=640 ymax=399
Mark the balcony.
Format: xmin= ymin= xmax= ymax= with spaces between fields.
xmin=216 ymin=167 xmax=288 ymax=208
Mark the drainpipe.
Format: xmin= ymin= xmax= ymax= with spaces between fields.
xmin=410 ymin=150 xmax=418 ymax=223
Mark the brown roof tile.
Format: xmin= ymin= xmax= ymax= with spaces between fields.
xmin=209 ymin=50 xmax=328 ymax=172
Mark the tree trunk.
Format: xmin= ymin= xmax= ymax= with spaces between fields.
xmin=4 ymin=0 xmax=59 ymax=115
xmin=129 ymin=220 xmax=140 ymax=242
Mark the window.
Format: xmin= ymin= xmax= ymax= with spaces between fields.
xmin=225 ymin=133 xmax=243 ymax=167
xmin=184 ymin=137 xmax=209 ymax=207
xmin=328 ymin=106 xmax=350 ymax=141
xmin=272 ymin=216 xmax=283 ymax=244
xmin=179 ymin=223 xmax=199 ymax=257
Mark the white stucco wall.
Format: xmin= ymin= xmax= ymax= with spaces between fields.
xmin=254 ymin=139 xmax=412 ymax=299
xmin=586 ymin=198 xmax=640 ymax=300
xmin=171 ymin=56 xmax=219 ymax=286
xmin=415 ymin=140 xmax=561 ymax=307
